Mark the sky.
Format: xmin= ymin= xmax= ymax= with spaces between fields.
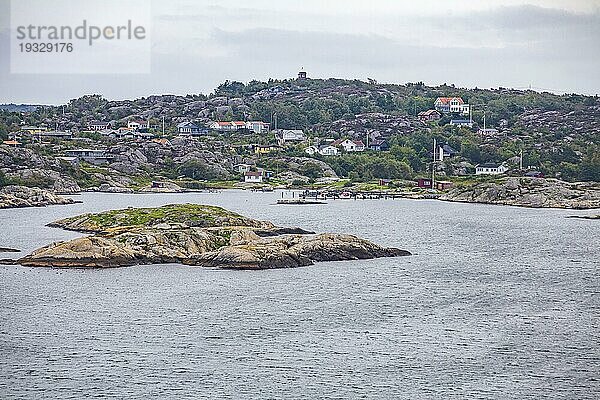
xmin=0 ymin=0 xmax=599 ymax=104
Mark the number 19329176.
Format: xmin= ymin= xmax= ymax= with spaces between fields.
xmin=19 ymin=42 xmax=73 ymax=52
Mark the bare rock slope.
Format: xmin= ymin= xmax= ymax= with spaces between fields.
xmin=20 ymin=204 xmax=410 ymax=269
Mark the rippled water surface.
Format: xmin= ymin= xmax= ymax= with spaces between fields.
xmin=1 ymin=191 xmax=599 ymax=399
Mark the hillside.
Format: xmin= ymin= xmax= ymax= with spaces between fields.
xmin=0 ymin=78 xmax=599 ymax=186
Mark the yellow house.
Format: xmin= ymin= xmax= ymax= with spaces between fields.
xmin=254 ymin=145 xmax=282 ymax=155
xmin=21 ymin=126 xmax=48 ymax=134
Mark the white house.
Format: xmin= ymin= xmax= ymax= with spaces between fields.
xmin=127 ymin=120 xmax=149 ymax=131
xmin=210 ymin=121 xmax=247 ymax=131
xmin=235 ymin=163 xmax=252 ymax=174
xmin=304 ymin=145 xmax=319 ymax=155
xmin=246 ymin=121 xmax=270 ymax=134
xmin=332 ymin=138 xmax=365 ymax=152
xmin=478 ymin=128 xmax=499 ymax=136
xmin=88 ymin=121 xmax=110 ymax=131
xmin=318 ymin=145 xmax=339 ymax=156
xmin=244 ymin=171 xmax=264 ymax=183
xmin=275 ymin=129 xmax=306 ymax=144
xmin=450 ymin=119 xmax=474 ymax=128
xmin=435 ymin=97 xmax=470 ymax=115
xmin=475 ymin=163 xmax=508 ymax=175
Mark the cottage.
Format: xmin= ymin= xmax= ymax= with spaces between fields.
xmin=450 ymin=119 xmax=473 ymax=128
xmin=65 ymin=149 xmax=112 ymax=165
xmin=478 ymin=128 xmax=499 ymax=136
xmin=21 ymin=126 xmax=47 ymax=134
xmin=304 ymin=145 xmax=319 ymax=156
xmin=435 ymin=181 xmax=454 ymax=191
xmin=235 ymin=164 xmax=252 ymax=174
xmin=210 ymin=121 xmax=247 ymax=132
xmin=254 ymin=145 xmax=282 ymax=154
xmin=275 ymin=129 xmax=306 ymax=144
xmin=298 ymin=70 xmax=307 ymax=80
xmin=318 ymin=145 xmax=339 ymax=156
xmin=127 ymin=120 xmax=149 ymax=131
xmin=246 ymin=121 xmax=270 ymax=134
xmin=418 ymin=109 xmax=442 ymax=122
xmin=37 ymin=130 xmax=73 ymax=140
xmin=176 ymin=121 xmax=202 ymax=135
xmin=435 ymin=97 xmax=470 ymax=115
xmin=88 ymin=121 xmax=110 ymax=131
xmin=369 ymin=139 xmax=389 ymax=151
xmin=417 ymin=178 xmax=433 ymax=189
xmin=244 ymin=171 xmax=263 ymax=183
xmin=332 ymin=138 xmax=365 ymax=152
xmin=475 ymin=163 xmax=508 ymax=175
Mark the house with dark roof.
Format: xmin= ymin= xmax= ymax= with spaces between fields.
xmin=369 ymin=138 xmax=389 ymax=151
xmin=176 ymin=121 xmax=203 ymax=135
xmin=88 ymin=121 xmax=110 ymax=131
xmin=418 ymin=109 xmax=442 ymax=122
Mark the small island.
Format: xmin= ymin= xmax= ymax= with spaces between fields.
xmin=19 ymin=204 xmax=410 ymax=269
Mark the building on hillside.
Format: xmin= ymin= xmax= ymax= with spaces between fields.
xmin=127 ymin=120 xmax=149 ymax=131
xmin=304 ymin=145 xmax=319 ymax=156
xmin=275 ymin=129 xmax=306 ymax=145
xmin=475 ymin=163 xmax=508 ymax=175
xmin=478 ymin=128 xmax=499 ymax=136
xmin=435 ymin=97 xmax=470 ymax=115
xmin=450 ymin=119 xmax=473 ymax=128
xmin=318 ymin=145 xmax=339 ymax=156
xmin=298 ymin=70 xmax=307 ymax=80
xmin=2 ymin=139 xmax=21 ymax=147
xmin=209 ymin=121 xmax=248 ymax=132
xmin=235 ymin=164 xmax=252 ymax=174
xmin=65 ymin=149 xmax=112 ymax=165
xmin=88 ymin=121 xmax=110 ymax=131
xmin=176 ymin=121 xmax=202 ymax=135
xmin=331 ymin=138 xmax=365 ymax=152
xmin=254 ymin=144 xmax=282 ymax=154
xmin=20 ymin=126 xmax=47 ymax=134
xmin=435 ymin=181 xmax=454 ymax=190
xmin=246 ymin=121 xmax=270 ymax=134
xmin=36 ymin=130 xmax=73 ymax=140
xmin=417 ymin=178 xmax=433 ymax=189
xmin=418 ymin=109 xmax=442 ymax=122
xmin=244 ymin=171 xmax=264 ymax=183
xmin=369 ymin=138 xmax=389 ymax=151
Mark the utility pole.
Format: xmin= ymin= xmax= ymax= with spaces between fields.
xmin=520 ymin=149 xmax=524 ymax=170
xmin=432 ymin=138 xmax=437 ymax=189
xmin=162 ymin=116 xmax=165 ymax=136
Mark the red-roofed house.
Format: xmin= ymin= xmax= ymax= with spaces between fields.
xmin=434 ymin=97 xmax=470 ymax=115
xmin=332 ymin=138 xmax=365 ymax=152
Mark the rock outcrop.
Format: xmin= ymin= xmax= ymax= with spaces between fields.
xmin=440 ymin=177 xmax=600 ymax=209
xmin=20 ymin=204 xmax=409 ymax=269
xmin=0 ymin=185 xmax=78 ymax=209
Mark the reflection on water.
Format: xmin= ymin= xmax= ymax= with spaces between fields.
xmin=1 ymin=191 xmax=599 ymax=399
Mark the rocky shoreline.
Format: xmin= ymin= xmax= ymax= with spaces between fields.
xmin=439 ymin=177 xmax=600 ymax=209
xmin=0 ymin=185 xmax=78 ymax=209
xmin=19 ymin=204 xmax=410 ymax=269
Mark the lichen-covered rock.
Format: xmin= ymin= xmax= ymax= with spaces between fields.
xmin=19 ymin=204 xmax=410 ymax=269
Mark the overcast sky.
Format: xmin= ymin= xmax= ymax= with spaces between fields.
xmin=1 ymin=0 xmax=599 ymax=104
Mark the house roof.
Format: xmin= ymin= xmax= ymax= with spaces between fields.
xmin=245 ymin=171 xmax=262 ymax=176
xmin=477 ymin=162 xmax=503 ymax=168
xmin=90 ymin=121 xmax=109 ymax=125
xmin=177 ymin=121 xmax=198 ymax=128
xmin=419 ymin=109 xmax=441 ymax=116
xmin=353 ymin=140 xmax=365 ymax=146
xmin=2 ymin=140 xmax=21 ymax=145
xmin=436 ymin=97 xmax=464 ymax=105
xmin=442 ymin=144 xmax=458 ymax=154
xmin=232 ymin=121 xmax=246 ymax=126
